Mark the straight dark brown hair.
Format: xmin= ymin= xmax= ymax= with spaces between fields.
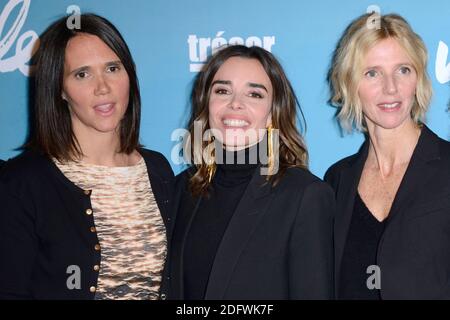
xmin=30 ymin=13 xmax=141 ymax=161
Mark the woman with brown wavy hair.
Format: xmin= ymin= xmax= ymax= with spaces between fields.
xmin=164 ymin=45 xmax=335 ymax=300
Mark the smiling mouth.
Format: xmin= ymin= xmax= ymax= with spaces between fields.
xmin=222 ymin=119 xmax=250 ymax=127
xmin=378 ymin=102 xmax=401 ymax=109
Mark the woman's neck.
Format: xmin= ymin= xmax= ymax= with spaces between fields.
xmin=222 ymin=139 xmax=260 ymax=152
xmin=216 ymin=139 xmax=262 ymax=166
xmin=73 ymin=125 xmax=137 ymax=167
xmin=366 ymin=120 xmax=421 ymax=177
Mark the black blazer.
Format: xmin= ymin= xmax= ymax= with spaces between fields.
xmin=167 ymin=166 xmax=335 ymax=300
xmin=325 ymin=125 xmax=450 ymax=299
xmin=0 ymin=160 xmax=4 ymax=170
xmin=0 ymin=149 xmax=174 ymax=299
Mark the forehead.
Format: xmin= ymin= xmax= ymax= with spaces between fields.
xmin=362 ymin=38 xmax=412 ymax=66
xmin=213 ymin=57 xmax=271 ymax=84
xmin=65 ymin=33 xmax=120 ymax=66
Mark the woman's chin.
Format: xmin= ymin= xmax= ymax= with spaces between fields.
xmin=222 ymin=144 xmax=247 ymax=151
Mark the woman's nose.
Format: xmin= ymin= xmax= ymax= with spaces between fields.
xmin=228 ymin=94 xmax=244 ymax=110
xmin=94 ymin=75 xmax=111 ymax=96
xmin=383 ymin=75 xmax=398 ymax=95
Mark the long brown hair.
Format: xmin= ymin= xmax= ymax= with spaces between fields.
xmin=186 ymin=45 xmax=308 ymax=196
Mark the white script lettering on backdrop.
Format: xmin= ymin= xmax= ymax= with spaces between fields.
xmin=0 ymin=0 xmax=39 ymax=76
xmin=436 ymin=41 xmax=450 ymax=84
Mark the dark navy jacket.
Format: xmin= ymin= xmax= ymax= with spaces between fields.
xmin=0 ymin=149 xmax=174 ymax=299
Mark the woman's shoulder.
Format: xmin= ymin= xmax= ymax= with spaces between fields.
xmin=139 ymin=148 xmax=174 ymax=179
xmin=282 ymin=166 xmax=318 ymax=183
xmin=273 ymin=168 xmax=335 ymax=217
xmin=0 ymin=150 xmax=51 ymax=182
xmin=278 ymin=166 xmax=333 ymax=194
xmin=436 ymin=133 xmax=450 ymax=158
xmin=139 ymin=148 xmax=170 ymax=164
xmin=0 ymin=150 xmax=57 ymax=201
xmin=431 ymin=132 xmax=450 ymax=178
xmin=175 ymin=166 xmax=196 ymax=186
xmin=324 ymin=153 xmax=357 ymax=179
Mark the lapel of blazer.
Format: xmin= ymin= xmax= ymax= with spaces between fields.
xmin=204 ymin=166 xmax=273 ymax=299
xmin=381 ymin=125 xmax=441 ymax=225
xmin=334 ymin=140 xmax=369 ymax=291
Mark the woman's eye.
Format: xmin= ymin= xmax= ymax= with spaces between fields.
xmin=107 ymin=65 xmax=120 ymax=73
xmin=214 ymin=88 xmax=229 ymax=95
xmin=365 ymin=70 xmax=377 ymax=78
xmin=399 ymin=66 xmax=411 ymax=74
xmin=249 ymin=92 xmax=263 ymax=99
xmin=75 ymin=71 xmax=88 ymax=79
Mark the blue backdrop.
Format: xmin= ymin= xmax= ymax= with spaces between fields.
xmin=1 ymin=0 xmax=449 ymax=177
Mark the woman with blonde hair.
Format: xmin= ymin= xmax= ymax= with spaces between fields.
xmin=167 ymin=45 xmax=335 ymax=300
xmin=326 ymin=13 xmax=450 ymax=299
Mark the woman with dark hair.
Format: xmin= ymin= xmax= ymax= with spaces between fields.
xmin=0 ymin=14 xmax=173 ymax=300
xmin=165 ymin=45 xmax=335 ymax=300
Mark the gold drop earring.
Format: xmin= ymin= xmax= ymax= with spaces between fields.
xmin=267 ymin=124 xmax=274 ymax=175
xmin=206 ymin=136 xmax=216 ymax=183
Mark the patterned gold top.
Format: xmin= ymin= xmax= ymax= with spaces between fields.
xmin=54 ymin=157 xmax=167 ymax=300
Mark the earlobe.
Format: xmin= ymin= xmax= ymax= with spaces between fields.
xmin=61 ymin=92 xmax=67 ymax=101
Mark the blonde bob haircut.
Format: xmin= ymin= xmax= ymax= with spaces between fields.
xmin=329 ymin=13 xmax=432 ymax=132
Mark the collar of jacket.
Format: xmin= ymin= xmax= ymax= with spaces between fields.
xmin=334 ymin=124 xmax=441 ymax=292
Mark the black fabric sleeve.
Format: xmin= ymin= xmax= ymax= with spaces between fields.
xmin=0 ymin=181 xmax=37 ymax=299
xmin=288 ymin=181 xmax=335 ymax=299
